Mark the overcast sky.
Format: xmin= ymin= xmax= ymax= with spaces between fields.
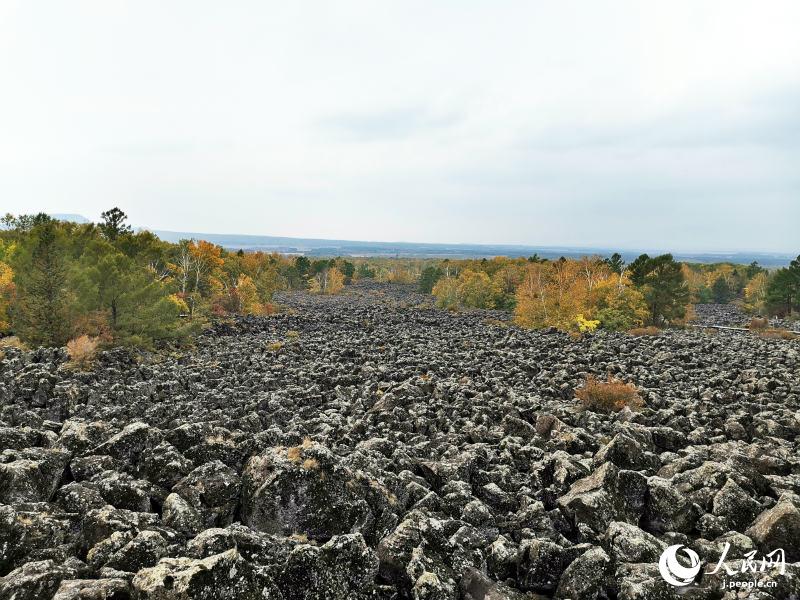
xmin=1 ymin=1 xmax=798 ymax=252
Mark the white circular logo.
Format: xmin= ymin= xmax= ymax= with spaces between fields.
xmin=658 ymin=544 xmax=701 ymax=587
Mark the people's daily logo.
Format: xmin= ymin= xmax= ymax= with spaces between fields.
xmin=658 ymin=545 xmax=701 ymax=587
xmin=658 ymin=543 xmax=786 ymax=590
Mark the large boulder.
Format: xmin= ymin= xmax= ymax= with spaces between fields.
xmin=89 ymin=529 xmax=168 ymax=573
xmin=554 ymin=546 xmax=612 ymax=600
xmin=0 ymin=559 xmax=80 ymax=600
xmin=711 ymin=478 xmax=761 ymax=532
xmin=745 ymin=494 xmax=800 ymax=562
xmin=93 ymin=422 xmax=160 ymax=465
xmin=592 ymin=429 xmax=659 ymax=473
xmin=162 ymin=492 xmax=203 ymax=536
xmin=241 ymin=441 xmax=380 ymax=541
xmin=518 ymin=539 xmax=588 ymax=593
xmin=642 ymin=476 xmax=701 ymax=534
xmin=602 ymin=521 xmax=666 ymax=563
xmin=278 ymin=533 xmax=379 ymax=600
xmin=172 ymin=461 xmax=240 ymax=528
xmin=52 ymin=577 xmax=132 ymax=600
xmin=0 ymin=503 xmax=80 ymax=575
xmin=132 ymin=549 xmax=275 ymax=599
xmin=0 ymin=448 xmax=70 ymax=503
xmin=376 ymin=510 xmax=482 ymax=597
xmin=557 ymin=462 xmax=647 ymax=535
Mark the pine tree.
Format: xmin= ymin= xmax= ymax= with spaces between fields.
xmin=765 ymin=255 xmax=800 ymax=316
xmin=419 ymin=266 xmax=443 ymax=293
xmin=628 ymin=253 xmax=689 ymax=325
xmin=711 ymin=276 xmax=733 ymax=303
xmin=99 ymin=207 xmax=132 ymax=241
xmin=604 ymin=252 xmax=625 ymax=274
xmin=13 ymin=220 xmax=71 ymax=346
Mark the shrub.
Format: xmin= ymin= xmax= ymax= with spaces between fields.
xmin=749 ymin=317 xmax=769 ymax=330
xmin=266 ymin=341 xmax=283 ymax=352
xmin=286 ymin=330 xmax=300 ymax=340
xmin=66 ymin=335 xmax=99 ymax=369
xmin=628 ymin=326 xmax=661 ymax=336
xmin=575 ymin=314 xmax=599 ymax=333
xmin=575 ymin=374 xmax=643 ymax=412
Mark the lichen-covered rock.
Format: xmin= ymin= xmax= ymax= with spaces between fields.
xmin=0 ymin=448 xmax=70 ymax=503
xmin=52 ymin=577 xmax=132 ymax=600
xmin=93 ymin=422 xmax=159 ymax=465
xmin=711 ymin=478 xmax=761 ymax=531
xmin=241 ymin=442 xmax=374 ymax=541
xmin=459 ymin=568 xmax=529 ymax=600
xmin=745 ymin=494 xmax=800 ymax=562
xmin=592 ymin=430 xmax=659 ymax=473
xmin=557 ymin=462 xmax=647 ymax=535
xmin=554 ymin=546 xmax=612 ymax=599
xmin=602 ymin=521 xmax=665 ymax=563
xmin=101 ymin=530 xmax=168 ymax=573
xmin=162 ymin=492 xmax=203 ymax=536
xmin=132 ymin=549 xmax=275 ymax=599
xmin=278 ymin=533 xmax=378 ymax=600
xmin=517 ymin=539 xmax=589 ymax=593
xmin=80 ymin=505 xmax=160 ymax=548
xmin=0 ymin=559 xmax=79 ymax=600
xmin=0 ymin=503 xmax=80 ymax=575
xmin=172 ymin=461 xmax=240 ymax=528
xmin=614 ymin=562 xmax=676 ymax=600
xmin=642 ymin=476 xmax=701 ymax=533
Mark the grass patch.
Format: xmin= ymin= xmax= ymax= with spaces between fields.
xmin=0 ymin=336 xmax=27 ymax=350
xmin=755 ymin=328 xmax=797 ymax=341
xmin=628 ymin=326 xmax=661 ymax=336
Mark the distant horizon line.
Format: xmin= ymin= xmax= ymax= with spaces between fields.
xmin=143 ymin=227 xmax=796 ymax=258
xmin=46 ymin=214 xmax=797 ymax=258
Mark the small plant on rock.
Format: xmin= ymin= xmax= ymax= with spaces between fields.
xmin=576 ymin=374 xmax=644 ymax=412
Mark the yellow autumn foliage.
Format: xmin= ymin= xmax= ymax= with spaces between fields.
xmin=515 ymin=258 xmax=648 ymax=332
xmin=0 ymin=261 xmax=14 ymax=332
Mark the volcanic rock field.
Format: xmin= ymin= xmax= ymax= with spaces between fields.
xmin=1 ymin=282 xmax=799 ymax=599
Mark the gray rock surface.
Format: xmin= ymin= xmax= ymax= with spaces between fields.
xmin=0 ymin=281 xmax=798 ymax=598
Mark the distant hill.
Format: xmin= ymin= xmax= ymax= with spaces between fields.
xmin=148 ymin=228 xmax=795 ymax=266
xmin=50 ymin=213 xmax=91 ymax=224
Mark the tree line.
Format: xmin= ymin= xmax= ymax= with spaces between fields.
xmin=1 ymin=210 xmax=796 ymax=346
xmin=0 ymin=210 xmax=358 ymax=347
xmin=420 ymin=252 xmax=799 ymax=333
